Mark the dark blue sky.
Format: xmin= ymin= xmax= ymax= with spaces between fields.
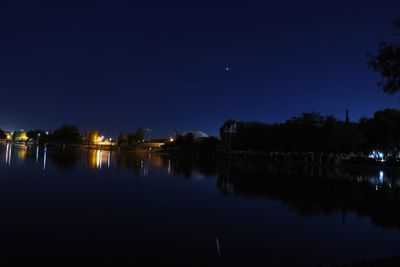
xmin=1 ymin=0 xmax=399 ymax=136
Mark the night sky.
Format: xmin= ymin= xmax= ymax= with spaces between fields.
xmin=1 ymin=0 xmax=400 ymax=136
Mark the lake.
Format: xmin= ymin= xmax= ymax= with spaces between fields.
xmin=0 ymin=144 xmax=400 ymax=266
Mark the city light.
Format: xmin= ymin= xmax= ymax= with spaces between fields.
xmin=5 ymin=133 xmax=12 ymax=140
xmin=369 ymin=150 xmax=385 ymax=161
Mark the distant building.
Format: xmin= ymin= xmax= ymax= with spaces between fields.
xmin=143 ymin=139 xmax=165 ymax=149
xmin=181 ymin=130 xmax=209 ymax=140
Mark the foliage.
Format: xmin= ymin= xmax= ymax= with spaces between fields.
xmin=27 ymin=129 xmax=48 ymax=144
xmin=134 ymin=127 xmax=145 ymax=142
xmin=50 ymin=124 xmax=81 ymax=145
xmin=117 ymin=127 xmax=146 ymax=146
xmin=219 ymin=119 xmax=236 ymax=143
xmin=84 ymin=129 xmax=100 ymax=144
xmin=220 ymin=108 xmax=400 ymax=157
xmin=369 ymin=19 xmax=400 ymax=94
xmin=0 ymin=129 xmax=5 ymax=139
xmin=194 ymin=136 xmax=221 ymax=152
xmin=368 ymin=109 xmax=400 ymax=156
xmin=12 ymin=131 xmax=28 ymax=141
xmin=174 ymin=133 xmax=194 ymax=151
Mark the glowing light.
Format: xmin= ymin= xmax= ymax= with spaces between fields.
xmin=13 ymin=131 xmax=28 ymax=141
xmin=379 ymin=171 xmax=384 ymax=183
xmin=169 ymin=137 xmax=174 ymax=142
xmin=369 ymin=150 xmax=384 ymax=161
xmin=5 ymin=133 xmax=12 ymax=140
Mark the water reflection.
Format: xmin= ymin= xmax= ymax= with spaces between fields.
xmin=3 ymin=145 xmax=400 ymax=231
xmin=2 ymin=146 xmax=400 ymax=265
xmin=2 ymin=144 xmax=48 ymax=169
xmin=35 ymin=146 xmax=39 ymax=163
xmin=85 ymin=149 xmax=111 ymax=170
xmin=43 ymin=147 xmax=47 ymax=170
xmin=216 ymin=163 xmax=400 ymax=230
xmin=5 ymin=143 xmax=11 ymax=165
xmin=46 ymin=148 xmax=80 ymax=171
xmin=17 ymin=145 xmax=27 ymax=161
xmin=162 ymin=156 xmax=217 ymax=179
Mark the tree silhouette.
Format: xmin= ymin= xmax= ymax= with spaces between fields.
xmin=369 ymin=19 xmax=400 ymax=94
xmin=50 ymin=124 xmax=81 ymax=145
xmin=0 ymin=129 xmax=5 ymax=139
xmin=27 ymin=129 xmax=48 ymax=145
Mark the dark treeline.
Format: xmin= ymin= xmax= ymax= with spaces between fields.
xmin=171 ymin=133 xmax=220 ymax=153
xmin=0 ymin=124 xmax=80 ymax=146
xmin=3 ymin=108 xmax=400 ymax=158
xmin=220 ymin=108 xmax=400 ymax=158
xmin=0 ymin=124 xmax=146 ymax=147
xmin=117 ymin=128 xmax=145 ymax=146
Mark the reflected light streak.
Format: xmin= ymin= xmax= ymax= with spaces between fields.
xmin=379 ymin=171 xmax=384 ymax=183
xmin=5 ymin=143 xmax=9 ymax=164
xmin=216 ymin=237 xmax=222 ymax=258
xmin=88 ymin=149 xmax=111 ymax=170
xmin=5 ymin=144 xmax=12 ymax=165
xmin=140 ymin=160 xmax=149 ymax=177
xmin=96 ymin=150 xmax=102 ymax=170
xmin=17 ymin=146 xmax=27 ymax=161
xmin=43 ymin=148 xmax=47 ymax=170
xmin=35 ymin=146 xmax=39 ymax=163
xmin=168 ymin=160 xmax=171 ymax=175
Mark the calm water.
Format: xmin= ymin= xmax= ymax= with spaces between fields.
xmin=1 ymin=144 xmax=400 ymax=266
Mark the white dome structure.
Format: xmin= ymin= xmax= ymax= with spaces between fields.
xmin=182 ymin=130 xmax=209 ymax=140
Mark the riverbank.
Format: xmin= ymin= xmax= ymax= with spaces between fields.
xmin=157 ymin=149 xmax=400 ymax=169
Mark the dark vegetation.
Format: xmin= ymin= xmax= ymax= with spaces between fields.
xmin=49 ymin=124 xmax=81 ymax=145
xmin=2 ymin=108 xmax=400 ymax=159
xmin=117 ymin=127 xmax=145 ymax=146
xmin=170 ymin=133 xmax=220 ymax=153
xmin=219 ymin=108 xmax=400 ymax=158
xmin=368 ymin=19 xmax=400 ymax=94
xmin=217 ymin=163 xmax=400 ymax=230
xmin=27 ymin=129 xmax=48 ymax=145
